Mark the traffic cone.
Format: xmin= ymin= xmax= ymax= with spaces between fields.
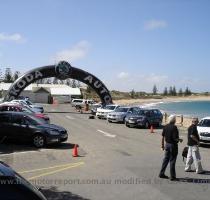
xmin=150 ymin=125 xmax=154 ymax=133
xmin=72 ymin=144 xmax=78 ymax=157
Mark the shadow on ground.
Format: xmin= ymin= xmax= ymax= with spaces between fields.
xmin=0 ymin=142 xmax=76 ymax=155
xmin=178 ymin=177 xmax=210 ymax=183
xmin=41 ymin=186 xmax=90 ymax=200
xmin=200 ymin=143 xmax=210 ymax=148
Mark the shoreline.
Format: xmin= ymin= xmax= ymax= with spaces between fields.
xmin=113 ymin=96 xmax=210 ymax=106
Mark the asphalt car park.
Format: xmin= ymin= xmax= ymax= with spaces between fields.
xmin=1 ymin=104 xmax=210 ymax=200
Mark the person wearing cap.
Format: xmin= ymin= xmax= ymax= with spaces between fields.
xmin=185 ymin=117 xmax=204 ymax=174
xmin=159 ymin=115 xmax=183 ymax=181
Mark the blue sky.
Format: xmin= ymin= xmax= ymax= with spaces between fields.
xmin=0 ymin=0 xmax=210 ymax=92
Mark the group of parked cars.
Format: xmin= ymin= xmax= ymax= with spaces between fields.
xmin=92 ymin=104 xmax=164 ymax=128
xmin=0 ymin=97 xmax=68 ymax=148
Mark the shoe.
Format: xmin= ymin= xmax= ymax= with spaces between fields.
xmin=185 ymin=169 xmax=194 ymax=172
xmin=170 ymin=177 xmax=178 ymax=181
xmin=197 ymin=171 xmax=205 ymax=174
xmin=159 ymin=174 xmax=169 ymax=179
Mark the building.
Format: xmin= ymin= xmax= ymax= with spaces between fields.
xmin=0 ymin=83 xmax=82 ymax=103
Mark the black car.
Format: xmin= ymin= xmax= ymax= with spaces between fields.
xmin=125 ymin=108 xmax=163 ymax=128
xmin=0 ymin=161 xmax=47 ymax=200
xmin=0 ymin=112 xmax=68 ymax=148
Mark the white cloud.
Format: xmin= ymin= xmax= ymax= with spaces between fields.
xmin=117 ymin=72 xmax=129 ymax=79
xmin=0 ymin=33 xmax=25 ymax=42
xmin=53 ymin=40 xmax=90 ymax=62
xmin=144 ymin=19 xmax=167 ymax=31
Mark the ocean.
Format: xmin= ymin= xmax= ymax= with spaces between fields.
xmin=147 ymin=101 xmax=210 ymax=119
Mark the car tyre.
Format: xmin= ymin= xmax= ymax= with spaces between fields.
xmin=125 ymin=122 xmax=130 ymax=128
xmin=145 ymin=121 xmax=150 ymax=129
xmin=33 ymin=134 xmax=45 ymax=148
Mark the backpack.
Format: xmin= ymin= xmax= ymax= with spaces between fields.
xmin=182 ymin=146 xmax=189 ymax=161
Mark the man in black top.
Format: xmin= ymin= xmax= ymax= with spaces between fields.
xmin=185 ymin=118 xmax=204 ymax=174
xmin=159 ymin=115 xmax=183 ymax=181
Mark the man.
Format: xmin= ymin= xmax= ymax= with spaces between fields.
xmin=159 ymin=115 xmax=183 ymax=181
xmin=185 ymin=118 xmax=204 ymax=174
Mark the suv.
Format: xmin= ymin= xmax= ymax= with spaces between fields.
xmin=0 ymin=112 xmax=68 ymax=148
xmin=71 ymin=99 xmax=94 ymax=107
xmin=125 ymin=108 xmax=163 ymax=128
xmin=197 ymin=117 xmax=210 ymax=143
xmin=0 ymin=161 xmax=47 ymax=200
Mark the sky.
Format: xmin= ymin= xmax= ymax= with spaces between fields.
xmin=0 ymin=0 xmax=210 ymax=92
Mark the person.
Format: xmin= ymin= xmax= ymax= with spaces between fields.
xmin=185 ymin=118 xmax=204 ymax=174
xmin=159 ymin=115 xmax=183 ymax=181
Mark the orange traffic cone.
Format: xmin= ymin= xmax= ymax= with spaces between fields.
xmin=72 ymin=144 xmax=79 ymax=157
xmin=150 ymin=125 xmax=154 ymax=133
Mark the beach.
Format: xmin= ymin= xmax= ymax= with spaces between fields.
xmin=114 ymin=95 xmax=210 ymax=127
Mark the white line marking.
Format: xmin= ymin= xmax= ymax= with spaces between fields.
xmin=97 ymin=130 xmax=116 ymax=138
xmin=66 ymin=115 xmax=75 ymax=120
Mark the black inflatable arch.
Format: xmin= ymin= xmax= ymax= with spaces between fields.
xmin=3 ymin=61 xmax=113 ymax=105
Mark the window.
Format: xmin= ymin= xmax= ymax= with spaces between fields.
xmin=0 ymin=114 xmax=11 ymax=123
xmin=202 ymin=120 xmax=210 ymax=127
xmin=12 ymin=115 xmax=24 ymax=124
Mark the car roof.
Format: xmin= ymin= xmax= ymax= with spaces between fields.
xmin=200 ymin=117 xmax=210 ymax=120
xmin=0 ymin=104 xmax=21 ymax=107
xmin=0 ymin=111 xmax=31 ymax=116
xmin=0 ymin=161 xmax=15 ymax=177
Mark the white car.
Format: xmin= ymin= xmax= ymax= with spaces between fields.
xmin=71 ymin=99 xmax=95 ymax=107
xmin=96 ymin=104 xmax=119 ymax=119
xmin=11 ymin=100 xmax=44 ymax=113
xmin=197 ymin=117 xmax=210 ymax=143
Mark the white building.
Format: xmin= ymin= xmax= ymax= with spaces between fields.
xmin=0 ymin=83 xmax=81 ymax=103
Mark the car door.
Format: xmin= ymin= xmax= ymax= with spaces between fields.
xmin=0 ymin=114 xmax=12 ymax=139
xmin=9 ymin=114 xmax=31 ymax=141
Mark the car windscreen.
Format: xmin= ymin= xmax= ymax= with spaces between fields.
xmin=25 ymin=100 xmax=33 ymax=105
xmin=137 ymin=110 xmax=148 ymax=116
xmin=21 ymin=106 xmax=34 ymax=114
xmin=115 ymin=107 xmax=129 ymax=112
xmin=202 ymin=119 xmax=210 ymax=127
xmin=105 ymin=105 xmax=117 ymax=110
xmin=24 ymin=115 xmax=46 ymax=125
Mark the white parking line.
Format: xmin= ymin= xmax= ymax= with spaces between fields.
xmin=66 ymin=115 xmax=75 ymax=120
xmin=97 ymin=130 xmax=116 ymax=138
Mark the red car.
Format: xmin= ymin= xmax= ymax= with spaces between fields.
xmin=0 ymin=104 xmax=50 ymax=122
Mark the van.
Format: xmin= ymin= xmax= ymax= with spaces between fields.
xmin=71 ymin=99 xmax=95 ymax=107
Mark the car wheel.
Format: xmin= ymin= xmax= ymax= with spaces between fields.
xmin=33 ymin=134 xmax=45 ymax=148
xmin=145 ymin=121 xmax=150 ymax=129
xmin=125 ymin=122 xmax=130 ymax=128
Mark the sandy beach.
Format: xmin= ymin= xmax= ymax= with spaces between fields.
xmin=114 ymin=95 xmax=210 ymax=127
xmin=113 ymin=95 xmax=210 ymax=105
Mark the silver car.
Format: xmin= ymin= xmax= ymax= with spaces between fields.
xmin=107 ymin=106 xmax=139 ymax=123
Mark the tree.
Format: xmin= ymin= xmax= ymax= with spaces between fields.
xmin=0 ymin=69 xmax=3 ymax=82
xmin=163 ymin=87 xmax=168 ymax=96
xmin=184 ymin=87 xmax=192 ymax=96
xmin=13 ymin=71 xmax=20 ymax=81
xmin=4 ymin=68 xmax=13 ymax=83
xmin=178 ymin=88 xmax=183 ymax=96
xmin=172 ymin=86 xmax=177 ymax=96
xmin=152 ymin=85 xmax=158 ymax=95
xmin=130 ymin=89 xmax=135 ymax=99
xmin=169 ymin=86 xmax=173 ymax=96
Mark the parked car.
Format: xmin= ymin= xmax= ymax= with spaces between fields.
xmin=0 ymin=161 xmax=47 ymax=200
xmin=91 ymin=103 xmax=102 ymax=115
xmin=11 ymin=100 xmax=44 ymax=113
xmin=197 ymin=117 xmax=210 ymax=143
xmin=71 ymin=99 xmax=95 ymax=107
xmin=125 ymin=108 xmax=163 ymax=128
xmin=0 ymin=112 xmax=68 ymax=148
xmin=0 ymin=104 xmax=50 ymax=122
xmin=96 ymin=104 xmax=120 ymax=119
xmin=107 ymin=106 xmax=139 ymax=123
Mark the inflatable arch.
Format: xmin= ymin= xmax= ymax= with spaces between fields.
xmin=3 ymin=61 xmax=113 ymax=105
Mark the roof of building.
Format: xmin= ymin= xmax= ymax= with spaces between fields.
xmin=0 ymin=83 xmax=81 ymax=96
